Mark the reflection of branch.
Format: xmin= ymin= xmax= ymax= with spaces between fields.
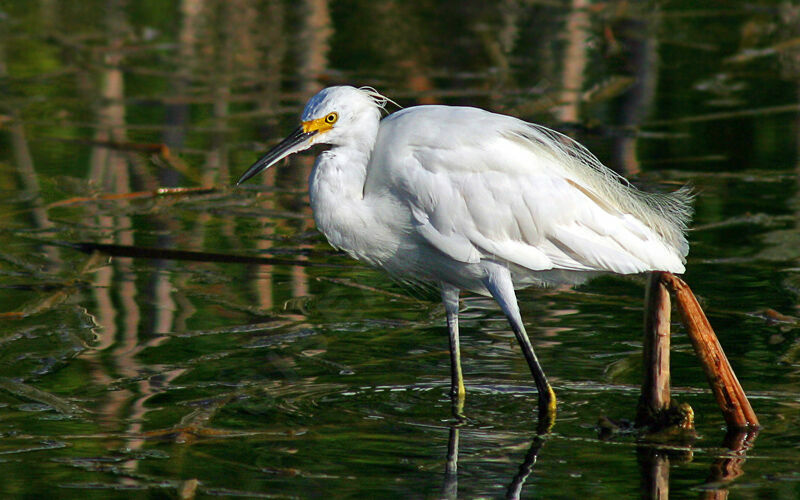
xmin=60 ymin=241 xmax=338 ymax=268
xmin=317 ymin=276 xmax=418 ymax=301
xmin=298 ymin=0 xmax=332 ymax=94
xmin=701 ymin=429 xmax=759 ymax=498
xmin=637 ymin=448 xmax=670 ymax=500
xmin=637 ymin=442 xmax=696 ymax=500
xmin=1 ymin=40 xmax=61 ymax=266
xmin=0 ymin=252 xmax=106 ymax=319
xmin=644 ymin=103 xmax=800 ymax=126
xmin=1 ymin=36 xmax=41 ymax=197
xmin=610 ymin=10 xmax=659 ymax=175
xmin=0 ymin=378 xmax=88 ymax=415
xmin=41 ymin=138 xmax=196 ymax=181
xmin=556 ymin=0 xmax=590 ymax=124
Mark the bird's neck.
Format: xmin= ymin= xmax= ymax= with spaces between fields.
xmin=310 ymin=147 xmax=371 ymax=201
xmin=308 ymin=144 xmax=375 ymax=257
xmin=309 ymin=111 xmax=380 ymax=203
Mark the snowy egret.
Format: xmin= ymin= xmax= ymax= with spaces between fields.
xmin=237 ymin=86 xmax=693 ymax=425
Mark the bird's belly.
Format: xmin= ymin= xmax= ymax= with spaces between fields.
xmin=379 ymin=239 xmax=603 ymax=296
xmin=312 ymin=195 xmax=600 ymax=295
xmin=375 ymin=240 xmax=491 ymax=295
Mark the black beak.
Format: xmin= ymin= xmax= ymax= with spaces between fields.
xmin=236 ymin=127 xmax=318 ymax=185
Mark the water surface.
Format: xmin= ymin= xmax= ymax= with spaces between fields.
xmin=1 ymin=1 xmax=799 ymax=497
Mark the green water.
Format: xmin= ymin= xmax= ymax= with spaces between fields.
xmin=1 ymin=1 xmax=799 ymax=497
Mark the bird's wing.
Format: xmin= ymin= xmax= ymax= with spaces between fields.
xmin=366 ymin=106 xmax=686 ymax=275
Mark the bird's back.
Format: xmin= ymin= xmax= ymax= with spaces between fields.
xmin=362 ymin=105 xmax=692 ymax=289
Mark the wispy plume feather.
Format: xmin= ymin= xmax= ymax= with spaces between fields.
xmin=511 ymin=123 xmax=694 ymax=256
xmin=358 ymin=86 xmax=401 ymax=113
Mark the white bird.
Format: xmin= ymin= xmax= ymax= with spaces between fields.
xmin=237 ymin=85 xmax=693 ymax=428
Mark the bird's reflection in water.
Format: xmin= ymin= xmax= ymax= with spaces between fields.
xmin=505 ymin=436 xmax=546 ymax=499
xmin=442 ymin=422 xmax=545 ymax=500
xmin=442 ymin=426 xmax=459 ymax=500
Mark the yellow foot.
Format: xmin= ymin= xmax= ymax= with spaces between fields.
xmin=536 ymin=386 xmax=557 ymax=434
xmin=450 ymin=386 xmax=466 ymax=421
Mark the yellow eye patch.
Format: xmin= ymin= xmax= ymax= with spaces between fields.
xmin=302 ymin=112 xmax=338 ymax=134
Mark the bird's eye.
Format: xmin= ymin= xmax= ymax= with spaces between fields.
xmin=324 ymin=112 xmax=338 ymax=124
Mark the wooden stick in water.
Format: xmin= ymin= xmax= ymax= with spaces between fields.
xmin=661 ymin=273 xmax=759 ymax=429
xmin=640 ymin=271 xmax=672 ymax=418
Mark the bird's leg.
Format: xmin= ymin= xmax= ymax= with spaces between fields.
xmin=442 ymin=284 xmax=466 ymax=416
xmin=483 ymin=264 xmax=556 ymax=431
xmin=509 ymin=318 xmax=557 ymax=432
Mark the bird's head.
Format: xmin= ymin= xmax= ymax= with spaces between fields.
xmin=237 ymin=86 xmax=390 ymax=185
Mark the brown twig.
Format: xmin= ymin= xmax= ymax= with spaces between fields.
xmin=45 ymin=186 xmax=218 ymax=209
xmin=661 ymin=272 xmax=759 ymax=429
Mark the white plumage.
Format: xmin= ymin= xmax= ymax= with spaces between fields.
xmin=238 ymin=85 xmax=693 ymax=427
